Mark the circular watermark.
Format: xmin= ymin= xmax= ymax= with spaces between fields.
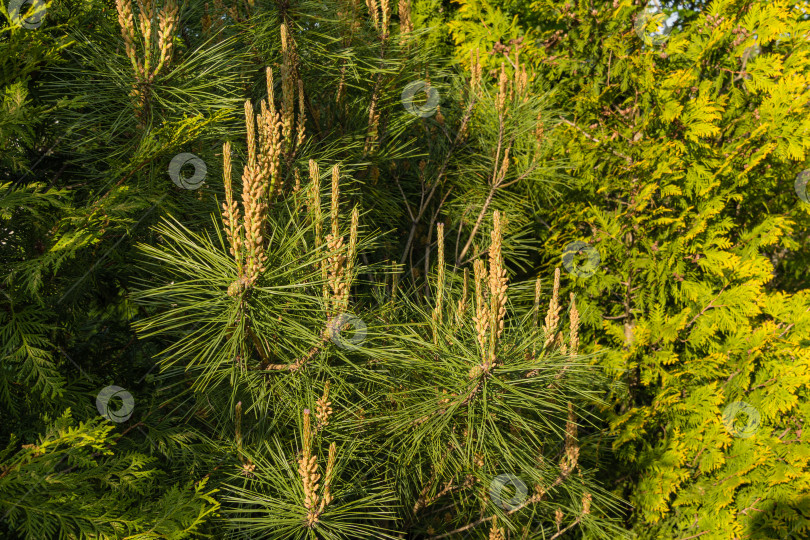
xmin=328 ymin=313 xmax=367 ymax=351
xmin=742 ymin=37 xmax=760 ymax=62
xmin=489 ymin=473 xmax=528 ymax=511
xmin=634 ymin=0 xmax=677 ymax=47
xmin=168 ymin=152 xmax=206 ymax=190
xmin=774 ymin=32 xmax=793 ymax=48
xmin=401 ymin=81 xmax=440 ymax=118
xmin=9 ymin=0 xmax=46 ymax=29
xmin=782 ymin=529 xmax=802 ymax=540
xmin=795 ymin=170 xmax=810 ymax=204
xmin=561 ymin=241 xmax=601 ymax=278
xmin=721 ymin=401 xmax=760 ymax=438
xmin=96 ymin=385 xmax=135 ymax=423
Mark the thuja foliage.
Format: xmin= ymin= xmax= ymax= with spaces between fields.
xmin=433 ymin=0 xmax=810 ymax=538
xmin=1 ymin=0 xmax=232 ymax=537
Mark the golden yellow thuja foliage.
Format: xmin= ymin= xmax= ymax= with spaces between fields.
xmin=510 ymin=2 xmax=810 ymax=536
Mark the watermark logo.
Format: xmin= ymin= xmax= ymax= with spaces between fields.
xmin=781 ymin=526 xmax=803 ymax=540
xmin=721 ymin=401 xmax=760 ymax=438
xmin=328 ymin=313 xmax=367 ymax=351
xmin=489 ymin=473 xmax=528 ymax=511
xmin=795 ymin=170 xmax=810 ymax=204
xmin=561 ymin=241 xmax=601 ymax=278
xmin=8 ymin=0 xmax=46 ymax=29
xmin=96 ymin=385 xmax=135 ymax=423
xmin=634 ymin=0 xmax=677 ymax=47
xmin=401 ymin=81 xmax=440 ymax=118
xmin=742 ymin=40 xmax=760 ymax=63
xmin=168 ymin=152 xmax=206 ymax=190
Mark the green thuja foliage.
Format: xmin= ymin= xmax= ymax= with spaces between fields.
xmin=441 ymin=0 xmax=810 ymax=537
xmin=1 ymin=0 xmax=231 ymax=537
xmin=0 ymin=411 xmax=219 ymax=539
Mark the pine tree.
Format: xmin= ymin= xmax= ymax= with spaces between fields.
xmin=2 ymin=0 xmax=627 ymax=537
xmin=126 ymin=1 xmax=627 ymax=536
